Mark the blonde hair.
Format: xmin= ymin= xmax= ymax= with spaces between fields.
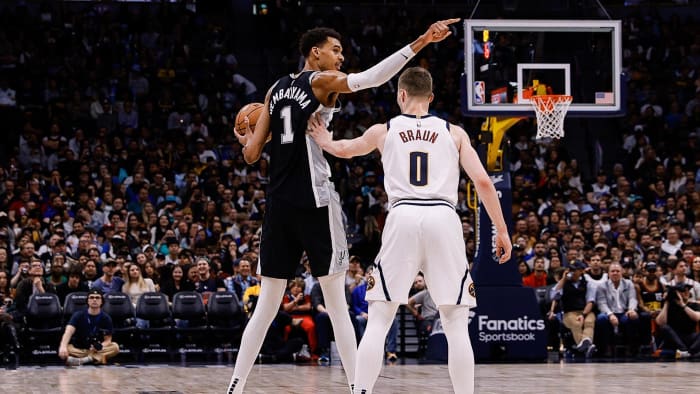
xmin=123 ymin=263 xmax=148 ymax=291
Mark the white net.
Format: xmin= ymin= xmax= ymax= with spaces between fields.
xmin=530 ymin=95 xmax=572 ymax=139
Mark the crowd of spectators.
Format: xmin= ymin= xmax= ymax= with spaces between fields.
xmin=1 ymin=2 xmax=700 ymax=363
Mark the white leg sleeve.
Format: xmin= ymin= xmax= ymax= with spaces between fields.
xmin=227 ymin=277 xmax=287 ymax=394
xmin=353 ymin=301 xmax=400 ymax=394
xmin=439 ymin=305 xmax=475 ymax=394
xmin=319 ymin=272 xmax=358 ymax=391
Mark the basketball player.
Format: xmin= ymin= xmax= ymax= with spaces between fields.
xmin=228 ymin=20 xmax=460 ymax=394
xmin=308 ymin=67 xmax=512 ymax=394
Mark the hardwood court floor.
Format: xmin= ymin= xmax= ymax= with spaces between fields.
xmin=0 ymin=361 xmax=696 ymax=393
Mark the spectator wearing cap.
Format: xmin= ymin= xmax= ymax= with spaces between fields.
xmin=91 ymin=260 xmax=124 ymax=294
xmin=594 ymin=262 xmax=641 ymax=356
xmin=550 ymin=260 xmax=597 ymax=357
xmin=635 ymin=261 xmax=665 ymax=349
xmin=58 ymin=289 xmax=119 ymax=366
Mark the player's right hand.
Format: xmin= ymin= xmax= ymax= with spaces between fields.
xmin=494 ymin=230 xmax=512 ymax=264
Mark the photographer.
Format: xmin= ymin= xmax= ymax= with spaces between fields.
xmin=58 ymin=289 xmax=119 ymax=366
xmin=13 ymin=259 xmax=55 ymax=322
xmin=550 ymin=260 xmax=597 ymax=357
xmin=655 ymin=283 xmax=700 ymax=358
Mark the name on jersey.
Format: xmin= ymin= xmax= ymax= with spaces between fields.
xmin=269 ymin=86 xmax=312 ymax=113
xmin=398 ymin=129 xmax=438 ymax=144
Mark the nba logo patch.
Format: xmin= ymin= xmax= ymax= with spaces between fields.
xmin=474 ymin=81 xmax=485 ymax=104
xmin=468 ymin=283 xmax=476 ymax=298
xmin=367 ymin=276 xmax=375 ymax=291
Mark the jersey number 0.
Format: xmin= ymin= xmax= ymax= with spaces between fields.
xmin=410 ymin=151 xmax=428 ymax=186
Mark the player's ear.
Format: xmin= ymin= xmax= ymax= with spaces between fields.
xmin=428 ymin=93 xmax=434 ymax=103
xmin=312 ymin=47 xmax=320 ymax=59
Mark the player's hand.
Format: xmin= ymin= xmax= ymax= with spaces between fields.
xmin=307 ymin=113 xmax=331 ymax=147
xmin=494 ymin=229 xmax=512 ymax=264
xmin=235 ymin=116 xmax=252 ymax=145
xmin=423 ymin=18 xmax=460 ymax=43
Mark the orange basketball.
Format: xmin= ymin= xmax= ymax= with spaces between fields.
xmin=235 ymin=102 xmax=264 ymax=136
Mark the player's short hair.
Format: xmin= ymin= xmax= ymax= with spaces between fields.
xmin=299 ymin=27 xmax=342 ymax=57
xmin=398 ymin=67 xmax=433 ymax=98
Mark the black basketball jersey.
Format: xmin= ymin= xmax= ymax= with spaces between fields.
xmin=266 ymin=71 xmax=335 ymax=208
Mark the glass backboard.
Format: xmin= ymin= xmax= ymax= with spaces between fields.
xmin=463 ymin=19 xmax=624 ymax=117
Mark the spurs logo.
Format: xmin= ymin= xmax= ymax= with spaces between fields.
xmin=468 ymin=282 xmax=476 ymax=298
xmin=367 ymin=276 xmax=376 ymax=291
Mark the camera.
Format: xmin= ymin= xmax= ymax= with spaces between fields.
xmin=566 ymin=272 xmax=573 ymax=280
xmin=88 ymin=336 xmax=103 ymax=351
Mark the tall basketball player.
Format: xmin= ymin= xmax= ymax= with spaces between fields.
xmin=308 ymin=67 xmax=512 ymax=394
xmin=228 ymin=20 xmax=460 ymax=394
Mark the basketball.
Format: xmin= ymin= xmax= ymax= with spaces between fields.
xmin=235 ymin=102 xmax=264 ymax=136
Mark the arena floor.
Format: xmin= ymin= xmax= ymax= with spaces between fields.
xmin=1 ymin=360 xmax=696 ymax=393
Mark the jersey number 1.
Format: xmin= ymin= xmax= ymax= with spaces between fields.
xmin=280 ymin=106 xmax=294 ymax=144
xmin=410 ymin=152 xmax=428 ymax=186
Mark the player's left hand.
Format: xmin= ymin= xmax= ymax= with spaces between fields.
xmin=235 ymin=116 xmax=252 ymax=146
xmin=423 ymin=18 xmax=461 ymax=43
xmin=494 ymin=230 xmax=512 ymax=264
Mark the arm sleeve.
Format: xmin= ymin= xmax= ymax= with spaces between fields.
xmin=345 ymin=45 xmax=416 ymax=92
xmin=596 ymin=287 xmax=610 ymax=315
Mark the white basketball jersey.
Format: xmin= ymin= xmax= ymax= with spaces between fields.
xmin=382 ymin=114 xmax=460 ymax=206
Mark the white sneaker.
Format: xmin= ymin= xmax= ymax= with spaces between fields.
xmin=296 ymin=344 xmax=311 ymax=361
xmin=676 ymin=350 xmax=690 ymax=359
xmin=576 ymin=337 xmax=592 ymax=352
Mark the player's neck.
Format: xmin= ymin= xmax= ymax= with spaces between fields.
xmin=302 ymin=60 xmax=322 ymax=72
xmin=401 ymin=103 xmax=430 ymax=117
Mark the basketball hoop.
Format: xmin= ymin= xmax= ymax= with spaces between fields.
xmin=530 ymin=95 xmax=572 ymax=139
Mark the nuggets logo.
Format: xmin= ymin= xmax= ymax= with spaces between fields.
xmin=468 ymin=283 xmax=476 ymax=298
xmin=367 ymin=276 xmax=375 ymax=291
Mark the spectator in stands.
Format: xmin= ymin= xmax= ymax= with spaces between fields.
xmin=58 ymin=289 xmax=119 ymax=366
xmin=226 ymin=258 xmax=258 ymax=305
xmin=636 ymin=261 xmax=664 ymax=350
xmin=655 ymin=283 xmax=700 ymax=358
xmin=350 ymin=265 xmax=399 ymax=362
xmin=91 ymin=260 xmax=124 ymax=294
xmin=310 ymin=282 xmax=333 ymax=363
xmin=665 ymin=259 xmax=700 ymax=301
xmin=523 ymin=257 xmax=548 ymax=288
xmin=56 ymin=268 xmax=89 ymax=305
xmin=281 ymin=279 xmax=316 ymax=357
xmin=583 ymin=254 xmax=608 ymax=294
xmin=550 ymin=260 xmax=597 ymax=357
xmin=595 ymin=262 xmax=641 ymax=356
xmin=122 ymin=263 xmax=156 ymax=307
xmin=407 ymin=275 xmax=439 ymax=339
xmin=193 ymin=258 xmax=225 ymax=298
xmin=12 ymin=259 xmax=56 ymax=322
xmin=160 ymin=265 xmax=194 ymax=302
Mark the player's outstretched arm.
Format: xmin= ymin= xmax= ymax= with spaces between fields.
xmin=308 ymin=113 xmax=384 ymax=158
xmin=238 ymin=89 xmax=273 ymax=164
xmin=451 ymin=124 xmax=512 ymax=264
xmin=314 ymin=18 xmax=461 ymax=94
